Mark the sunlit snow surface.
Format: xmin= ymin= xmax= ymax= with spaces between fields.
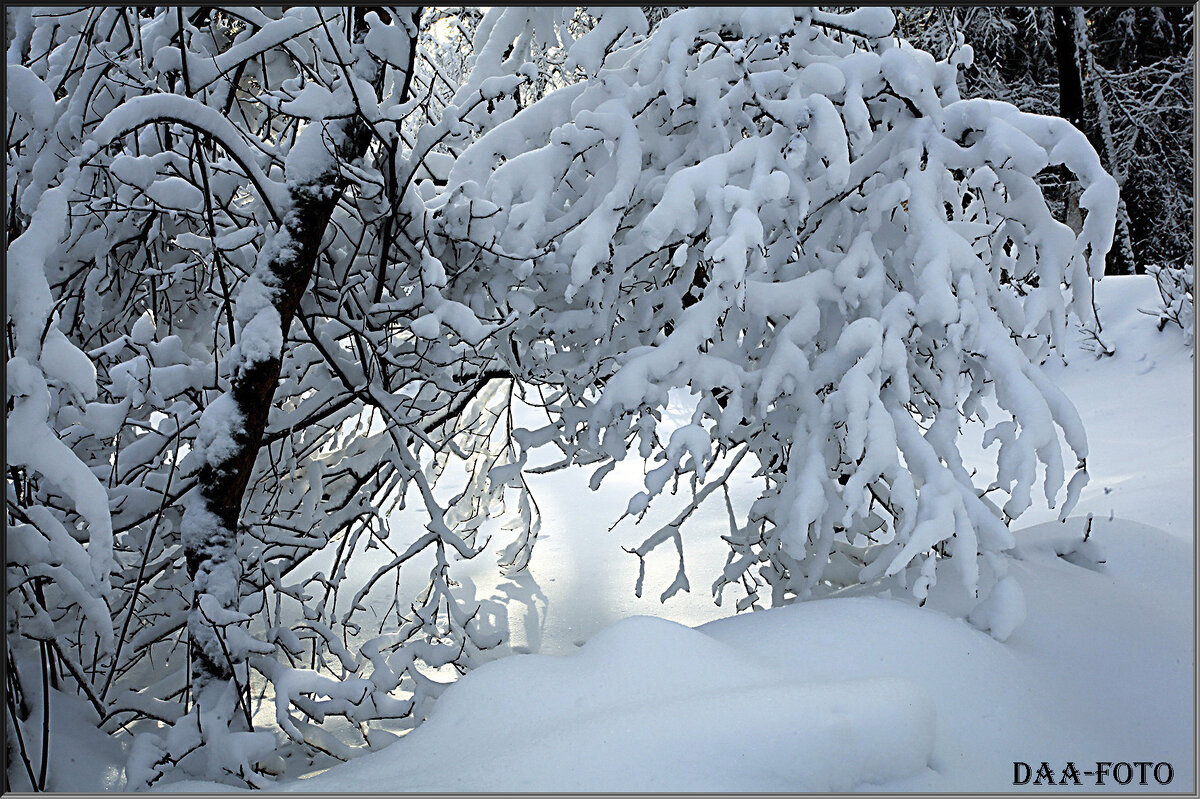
xmin=163 ymin=521 xmax=1187 ymax=793
xmin=119 ymin=276 xmax=1194 ymax=792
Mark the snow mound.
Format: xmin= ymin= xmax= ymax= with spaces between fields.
xmin=157 ymin=512 xmax=1192 ymax=793
xmin=286 ymin=615 xmax=935 ymax=792
xmin=699 ymin=517 xmax=1193 ymax=792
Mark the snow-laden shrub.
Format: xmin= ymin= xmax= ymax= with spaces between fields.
xmin=6 ymin=7 xmax=509 ymax=788
xmin=1145 ymin=263 xmax=1195 ymax=344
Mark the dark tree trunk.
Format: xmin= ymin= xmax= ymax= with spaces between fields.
xmin=184 ymin=8 xmax=421 ymax=695
xmin=1053 ymin=7 xmax=1084 ymax=130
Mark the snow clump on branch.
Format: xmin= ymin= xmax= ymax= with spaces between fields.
xmin=427 ymin=6 xmax=1118 ymax=622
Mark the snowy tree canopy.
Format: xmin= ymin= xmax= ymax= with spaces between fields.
xmin=431 ymin=6 xmax=1117 ymax=613
xmin=6 ymin=5 xmax=1116 ymax=788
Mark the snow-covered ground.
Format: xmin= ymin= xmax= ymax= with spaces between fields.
xmin=50 ymin=276 xmax=1196 ymax=792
